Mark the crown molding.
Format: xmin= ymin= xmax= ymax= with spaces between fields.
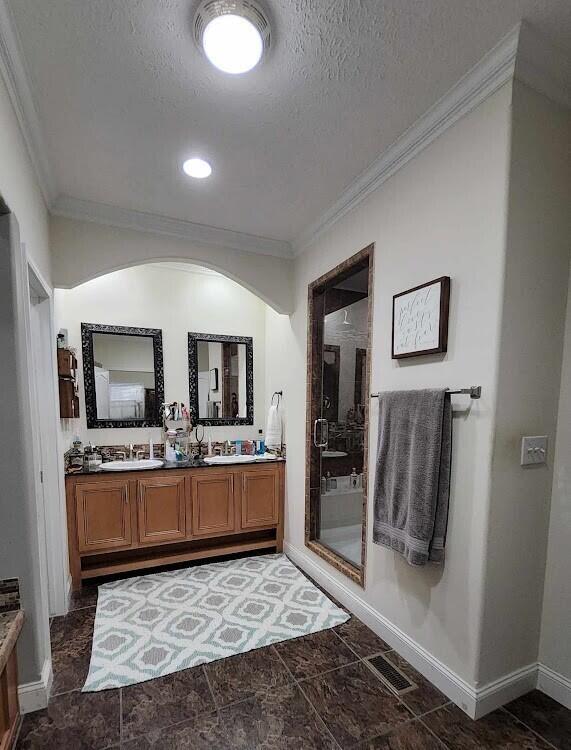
xmin=52 ymin=195 xmax=293 ymax=259
xmin=293 ymin=24 xmax=521 ymax=254
xmin=294 ymin=20 xmax=571 ymax=255
xmin=0 ymin=1 xmax=56 ymax=205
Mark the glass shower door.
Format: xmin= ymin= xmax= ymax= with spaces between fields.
xmin=317 ymin=283 xmax=367 ymax=567
xmin=306 ymin=247 xmax=372 ymax=583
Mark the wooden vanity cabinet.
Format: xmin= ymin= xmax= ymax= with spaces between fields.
xmin=66 ymin=461 xmax=285 ymax=590
xmin=240 ymin=468 xmax=280 ymax=529
xmin=191 ymin=472 xmax=236 ymax=537
xmin=75 ymin=479 xmax=132 ymax=553
xmin=137 ymin=474 xmax=187 ymax=545
xmin=0 ymin=646 xmax=20 ymax=750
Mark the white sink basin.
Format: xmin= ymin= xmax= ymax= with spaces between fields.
xmin=203 ymin=455 xmax=256 ymax=465
xmin=101 ymin=459 xmax=164 ymax=471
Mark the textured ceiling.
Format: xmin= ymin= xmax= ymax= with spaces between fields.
xmin=8 ymin=0 xmax=571 ymax=243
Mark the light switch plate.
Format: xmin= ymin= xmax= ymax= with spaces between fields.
xmin=521 ymin=436 xmax=548 ymax=466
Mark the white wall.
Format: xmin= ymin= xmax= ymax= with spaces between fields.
xmin=275 ymin=83 xmax=513 ymax=690
xmin=478 ymin=82 xmax=571 ymax=686
xmin=0 ymin=81 xmax=50 ymax=283
xmin=540 ymin=254 xmax=571 ymax=683
xmin=264 ymin=305 xmax=293 ymax=440
xmin=0 ymin=73 xmax=52 ymax=689
xmin=55 ymin=263 xmax=269 ymax=447
xmin=51 ymin=216 xmax=294 ymax=314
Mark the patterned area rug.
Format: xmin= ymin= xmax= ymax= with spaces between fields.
xmin=83 ymin=553 xmax=349 ymax=691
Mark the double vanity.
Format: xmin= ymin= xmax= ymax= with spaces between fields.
xmin=64 ymin=322 xmax=284 ymax=590
xmin=65 ymin=458 xmax=285 ymax=591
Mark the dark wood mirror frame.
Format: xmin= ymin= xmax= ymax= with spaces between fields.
xmin=187 ymin=332 xmax=254 ymax=426
xmin=81 ymin=322 xmax=164 ymax=429
xmin=305 ymin=244 xmax=374 ymax=588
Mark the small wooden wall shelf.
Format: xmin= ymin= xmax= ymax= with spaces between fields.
xmin=57 ymin=347 xmax=79 ymax=419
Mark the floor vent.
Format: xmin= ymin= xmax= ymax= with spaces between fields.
xmin=367 ymin=654 xmax=417 ymax=695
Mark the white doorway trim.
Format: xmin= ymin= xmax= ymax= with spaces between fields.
xmin=26 ymin=253 xmax=70 ymax=616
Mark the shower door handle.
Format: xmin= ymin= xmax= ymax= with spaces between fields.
xmin=313 ymin=419 xmax=328 ymax=448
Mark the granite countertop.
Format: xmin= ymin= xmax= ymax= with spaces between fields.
xmin=67 ymin=456 xmax=285 ymax=476
xmin=0 ymin=610 xmax=24 ymax=674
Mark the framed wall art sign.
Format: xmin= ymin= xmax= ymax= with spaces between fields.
xmin=392 ymin=276 xmax=450 ymax=359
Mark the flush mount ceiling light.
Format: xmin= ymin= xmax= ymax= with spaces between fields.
xmin=182 ymin=157 xmax=212 ymax=178
xmin=194 ymin=0 xmax=271 ymax=74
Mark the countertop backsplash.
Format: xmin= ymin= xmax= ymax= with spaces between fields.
xmin=65 ymin=441 xmax=286 ymax=474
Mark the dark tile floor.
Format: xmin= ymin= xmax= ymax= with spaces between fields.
xmin=17 ymin=583 xmax=571 ymax=749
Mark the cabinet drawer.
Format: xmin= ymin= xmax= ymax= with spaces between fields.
xmin=76 ymin=480 xmax=132 ymax=553
xmin=191 ymin=473 xmax=236 ymax=537
xmin=137 ymin=475 xmax=186 ymax=544
xmin=241 ymin=469 xmax=279 ymax=529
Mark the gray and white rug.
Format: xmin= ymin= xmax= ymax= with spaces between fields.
xmin=83 ymin=553 xmax=349 ymax=691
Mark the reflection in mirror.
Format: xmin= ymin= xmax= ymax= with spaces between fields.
xmin=306 ymin=245 xmax=373 ymax=587
xmin=188 ymin=333 xmax=253 ymax=425
xmin=197 ymin=341 xmax=247 ymax=419
xmin=93 ymin=333 xmax=155 ymax=420
xmin=319 ymin=290 xmax=369 ymax=567
xmin=82 ymin=323 xmax=164 ymax=428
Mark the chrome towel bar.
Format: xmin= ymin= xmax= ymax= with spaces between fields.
xmin=370 ymin=386 xmax=481 ymax=399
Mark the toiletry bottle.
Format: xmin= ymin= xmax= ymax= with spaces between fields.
xmin=326 ymin=472 xmax=331 ymax=491
xmin=235 ymin=440 xmax=242 ymax=456
xmin=351 ymin=468 xmax=358 ymax=488
xmin=321 ymin=476 xmax=327 ymax=493
xmin=149 ymin=435 xmax=154 ymax=460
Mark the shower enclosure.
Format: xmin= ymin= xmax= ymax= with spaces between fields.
xmin=305 ymin=245 xmax=373 ymax=586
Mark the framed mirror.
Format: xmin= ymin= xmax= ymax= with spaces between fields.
xmin=305 ymin=244 xmax=374 ymax=587
xmin=188 ymin=333 xmax=253 ymax=425
xmin=81 ymin=323 xmax=164 ymax=428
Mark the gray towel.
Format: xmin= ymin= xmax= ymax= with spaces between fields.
xmin=372 ymin=389 xmax=452 ymax=566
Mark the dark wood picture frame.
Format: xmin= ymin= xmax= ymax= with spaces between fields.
xmin=81 ymin=322 xmax=164 ymax=429
xmin=188 ymin=332 xmax=254 ymax=426
xmin=391 ymin=276 xmax=450 ymax=359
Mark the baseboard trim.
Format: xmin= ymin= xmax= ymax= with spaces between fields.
xmin=473 ymin=663 xmax=538 ymax=719
xmin=537 ymin=664 xmax=571 ymax=710
xmin=65 ymin=573 xmax=72 ymax=614
xmin=18 ymin=657 xmax=52 ymax=714
xmin=285 ymin=541 xmax=542 ymax=719
xmin=284 ymin=541 xmax=480 ymax=717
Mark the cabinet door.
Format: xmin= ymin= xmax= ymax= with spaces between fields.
xmin=76 ymin=480 xmax=132 ymax=553
xmin=137 ymin=475 xmax=186 ymax=545
xmin=241 ymin=469 xmax=279 ymax=529
xmin=191 ymin=473 xmax=236 ymax=537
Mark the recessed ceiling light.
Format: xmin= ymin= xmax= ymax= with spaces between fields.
xmin=194 ymin=0 xmax=271 ymax=75
xmin=182 ymin=157 xmax=212 ymax=178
